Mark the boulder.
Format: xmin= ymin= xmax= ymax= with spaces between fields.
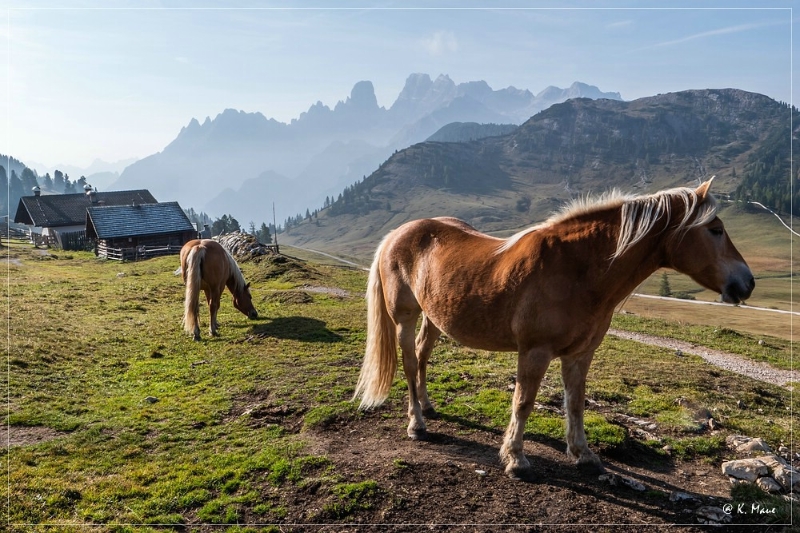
xmin=755 ymin=476 xmax=783 ymax=493
xmin=721 ymin=458 xmax=769 ymax=482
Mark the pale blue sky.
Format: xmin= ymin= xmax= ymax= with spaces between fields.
xmin=1 ymin=1 xmax=794 ymax=170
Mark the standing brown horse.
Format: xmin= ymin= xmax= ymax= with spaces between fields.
xmin=180 ymin=239 xmax=258 ymax=341
xmin=353 ymin=178 xmax=754 ymax=478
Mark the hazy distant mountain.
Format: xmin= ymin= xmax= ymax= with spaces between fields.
xmin=281 ymin=89 xmax=792 ymax=260
xmin=112 ymin=74 xmax=621 ymax=224
xmin=26 ymin=157 xmax=138 ymax=190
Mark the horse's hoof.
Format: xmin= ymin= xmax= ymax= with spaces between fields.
xmin=421 ymin=406 xmax=439 ymax=419
xmin=408 ymin=428 xmax=428 ymax=441
xmin=576 ymin=459 xmax=606 ymax=475
xmin=505 ymin=464 xmax=534 ymax=481
xmin=192 ymin=334 xmax=201 ymax=341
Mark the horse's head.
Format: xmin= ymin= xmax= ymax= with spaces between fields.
xmin=233 ymin=282 xmax=259 ymax=319
xmin=665 ymin=179 xmax=755 ymax=304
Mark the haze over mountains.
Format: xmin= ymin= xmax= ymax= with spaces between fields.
xmin=28 ymin=158 xmax=137 ymax=192
xmin=111 ymin=74 xmax=621 ymax=224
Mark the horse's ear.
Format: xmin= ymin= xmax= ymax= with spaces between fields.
xmin=695 ymin=176 xmax=715 ymax=203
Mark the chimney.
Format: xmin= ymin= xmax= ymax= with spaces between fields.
xmin=32 ymin=186 xmax=40 ymax=197
xmin=85 ymin=184 xmax=98 ymax=203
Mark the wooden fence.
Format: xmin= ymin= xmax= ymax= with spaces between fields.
xmin=97 ymin=242 xmax=184 ymax=262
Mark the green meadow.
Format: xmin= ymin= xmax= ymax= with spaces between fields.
xmin=2 ymin=239 xmax=796 ymax=530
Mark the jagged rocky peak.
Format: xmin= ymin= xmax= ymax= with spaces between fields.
xmin=295 ymin=100 xmax=332 ymax=123
xmin=457 ymin=80 xmax=492 ymax=95
xmin=344 ymin=80 xmax=379 ymax=109
xmin=183 ymin=117 xmax=202 ymax=131
xmin=431 ymin=74 xmax=456 ymax=94
xmin=396 ymin=73 xmax=434 ymax=102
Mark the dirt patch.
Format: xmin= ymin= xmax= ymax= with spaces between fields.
xmin=226 ymin=388 xmax=306 ymax=434
xmin=3 ymin=425 xmax=66 ymax=447
xmin=299 ymin=285 xmax=352 ymax=298
xmin=294 ymin=408 xmax=733 ymax=531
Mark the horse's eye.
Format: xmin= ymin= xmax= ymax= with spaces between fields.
xmin=709 ymin=227 xmax=724 ymax=236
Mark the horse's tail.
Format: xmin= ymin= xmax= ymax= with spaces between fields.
xmin=353 ymin=238 xmax=397 ymax=410
xmin=182 ymin=245 xmax=205 ymax=335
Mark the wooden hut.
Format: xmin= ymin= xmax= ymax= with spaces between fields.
xmin=86 ymin=201 xmax=196 ymax=261
xmin=14 ymin=188 xmax=157 ymax=249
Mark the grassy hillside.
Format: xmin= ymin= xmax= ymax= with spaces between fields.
xmin=3 ymin=241 xmax=796 ymax=529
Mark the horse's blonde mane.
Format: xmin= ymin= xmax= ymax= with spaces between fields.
xmin=222 ymin=246 xmax=248 ymax=292
xmin=496 ymin=185 xmax=718 ymax=259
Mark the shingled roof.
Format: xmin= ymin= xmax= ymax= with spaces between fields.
xmin=86 ymin=202 xmax=195 ymax=240
xmin=14 ymin=190 xmax=158 ymax=227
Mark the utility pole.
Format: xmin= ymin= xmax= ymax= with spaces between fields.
xmin=272 ymin=202 xmax=279 ymax=254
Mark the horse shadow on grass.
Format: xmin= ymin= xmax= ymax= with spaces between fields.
xmin=249 ymin=316 xmax=343 ymax=343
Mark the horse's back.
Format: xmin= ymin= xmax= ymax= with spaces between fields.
xmin=180 ymin=239 xmax=229 ymax=285
xmin=384 ymin=217 xmax=501 ymax=260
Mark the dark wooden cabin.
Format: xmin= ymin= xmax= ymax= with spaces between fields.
xmin=14 ymin=188 xmax=158 ymax=250
xmin=86 ymin=201 xmax=196 ymax=261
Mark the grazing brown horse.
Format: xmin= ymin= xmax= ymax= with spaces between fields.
xmin=180 ymin=239 xmax=258 ymax=340
xmin=353 ymin=178 xmax=754 ymax=478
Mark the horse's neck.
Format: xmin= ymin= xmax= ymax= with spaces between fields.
xmin=602 ymin=222 xmax=668 ymax=306
xmin=225 ymin=272 xmax=240 ymax=294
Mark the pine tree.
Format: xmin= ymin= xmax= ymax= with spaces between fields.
xmin=0 ymin=166 xmax=8 ymax=216
xmin=42 ymin=172 xmax=53 ymax=191
xmin=20 ymin=167 xmax=39 ymax=193
xmin=257 ymin=222 xmax=272 ymax=244
xmin=658 ymin=272 xmax=672 ymax=297
xmin=53 ymin=170 xmax=64 ymax=191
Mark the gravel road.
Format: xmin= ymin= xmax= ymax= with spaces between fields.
xmin=607 ymin=328 xmax=795 ymax=389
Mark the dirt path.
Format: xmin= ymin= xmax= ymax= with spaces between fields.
xmin=607 ymin=329 xmax=795 ymax=388
xmin=304 ymin=412 xmax=724 ymax=531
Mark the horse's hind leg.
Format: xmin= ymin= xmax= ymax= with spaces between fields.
xmin=415 ymin=315 xmax=441 ymax=418
xmin=561 ymin=351 xmax=604 ymax=473
xmin=398 ymin=317 xmax=427 ymax=440
xmin=191 ymin=307 xmax=201 ymax=342
xmin=500 ymin=348 xmax=552 ymax=479
xmin=206 ymin=289 xmax=221 ymax=337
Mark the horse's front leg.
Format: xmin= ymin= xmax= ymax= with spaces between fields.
xmin=500 ymin=348 xmax=552 ymax=479
xmin=415 ymin=315 xmax=441 ymax=418
xmin=206 ymin=289 xmax=221 ymax=337
xmin=398 ymin=319 xmax=426 ymax=440
xmin=561 ymin=351 xmax=605 ymax=473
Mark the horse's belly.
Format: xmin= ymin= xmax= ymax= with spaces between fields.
xmin=432 ymin=315 xmax=518 ymax=352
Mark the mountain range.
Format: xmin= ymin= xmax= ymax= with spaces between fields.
xmin=280 ymin=88 xmax=795 ymax=260
xmin=111 ymin=74 xmax=621 ymax=224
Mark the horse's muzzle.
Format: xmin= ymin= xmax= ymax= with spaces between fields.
xmin=721 ymin=270 xmax=755 ymax=305
xmin=248 ymin=310 xmax=259 ymax=319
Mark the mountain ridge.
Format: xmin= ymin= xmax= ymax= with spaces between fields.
xmin=111 ymin=74 xmax=621 ymax=224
